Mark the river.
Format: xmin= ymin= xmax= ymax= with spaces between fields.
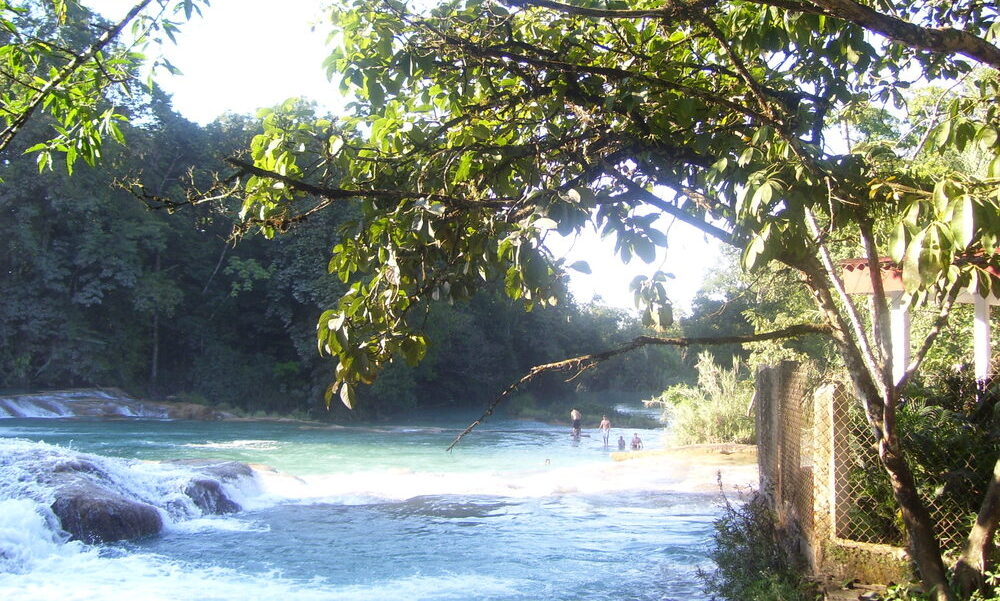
xmin=0 ymin=411 xmax=721 ymax=601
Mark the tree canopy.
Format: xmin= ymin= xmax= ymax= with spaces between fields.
xmin=0 ymin=0 xmax=208 ymax=172
xmin=219 ymin=0 xmax=999 ymax=596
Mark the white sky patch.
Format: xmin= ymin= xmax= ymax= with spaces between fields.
xmin=546 ymin=217 xmax=722 ymax=314
xmin=85 ymin=0 xmax=720 ymax=310
xmin=86 ymin=0 xmax=338 ymax=123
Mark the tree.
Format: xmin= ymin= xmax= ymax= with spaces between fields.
xmin=0 ymin=0 xmax=207 ymax=172
xmin=225 ymin=0 xmax=999 ymax=596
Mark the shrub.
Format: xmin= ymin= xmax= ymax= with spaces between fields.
xmin=646 ymin=351 xmax=755 ymax=445
xmin=700 ymin=489 xmax=817 ymax=601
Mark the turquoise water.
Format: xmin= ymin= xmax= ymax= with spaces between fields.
xmin=0 ymin=415 xmax=720 ymax=601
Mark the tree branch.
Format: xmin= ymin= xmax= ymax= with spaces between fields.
xmin=804 ymin=207 xmax=885 ymax=399
xmin=503 ymin=0 xmax=710 ymax=20
xmin=446 ymin=323 xmax=833 ymax=450
xmin=603 ymin=163 xmax=738 ymax=246
xmin=226 ymin=158 xmax=516 ymax=209
xmin=805 ymin=0 xmax=1000 ymax=69
xmin=0 ymin=0 xmax=156 ymax=154
xmin=896 ymin=284 xmax=961 ymax=390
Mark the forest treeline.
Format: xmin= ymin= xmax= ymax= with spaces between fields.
xmin=0 ymin=91 xmax=701 ymax=419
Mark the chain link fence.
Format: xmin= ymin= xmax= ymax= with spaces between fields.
xmin=831 ymin=382 xmax=990 ymax=551
xmin=757 ymin=362 xmax=996 ymax=580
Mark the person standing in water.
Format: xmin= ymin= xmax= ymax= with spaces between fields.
xmin=617 ymin=435 xmax=626 ymax=451
xmin=630 ymin=433 xmax=643 ymax=451
xmin=570 ymin=408 xmax=582 ymax=437
xmin=598 ymin=415 xmax=611 ymax=446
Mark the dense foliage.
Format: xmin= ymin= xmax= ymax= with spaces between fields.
xmin=846 ymin=368 xmax=999 ymax=549
xmin=0 ymin=91 xmax=686 ymax=417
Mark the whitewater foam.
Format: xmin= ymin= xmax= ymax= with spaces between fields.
xmin=0 ymin=438 xmax=262 ymax=545
xmin=244 ymin=455 xmax=707 ymax=508
xmin=0 ymin=390 xmax=169 ymax=419
xmin=186 ymin=439 xmax=282 ymax=451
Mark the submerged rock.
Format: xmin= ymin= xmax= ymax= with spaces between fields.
xmin=51 ymin=484 xmax=163 ymax=543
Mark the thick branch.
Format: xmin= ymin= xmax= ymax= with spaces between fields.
xmin=503 ymin=0 xmax=710 ymax=19
xmin=509 ymin=0 xmax=1000 ymax=70
xmin=806 ymin=0 xmax=1000 ymax=69
xmin=954 ymin=458 xmax=1000 ymax=596
xmin=896 ymin=285 xmax=961 ymax=390
xmin=226 ymin=158 xmax=515 ymax=209
xmin=805 ymin=208 xmax=885 ymax=399
xmin=604 ymin=165 xmax=737 ymax=246
xmin=859 ymin=225 xmax=894 ymax=396
xmin=446 ymin=323 xmax=833 ymax=450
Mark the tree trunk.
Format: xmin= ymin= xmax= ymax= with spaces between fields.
xmin=879 ymin=440 xmax=953 ymax=601
xmin=954 ymin=458 xmax=1000 ymax=596
xmin=796 ymin=258 xmax=953 ymax=599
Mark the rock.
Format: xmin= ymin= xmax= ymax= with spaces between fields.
xmin=50 ymin=484 xmax=163 ymax=543
xmin=184 ymin=478 xmax=240 ymax=514
xmin=43 ymin=455 xmax=253 ymax=542
xmin=167 ymin=459 xmax=254 ymax=515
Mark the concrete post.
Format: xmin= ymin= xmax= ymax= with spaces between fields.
xmin=973 ymin=294 xmax=992 ymax=382
xmin=890 ymin=293 xmax=910 ymax=385
xmin=811 ymin=383 xmax=837 ymax=571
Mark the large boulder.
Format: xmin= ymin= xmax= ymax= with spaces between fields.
xmin=50 ymin=484 xmax=163 ymax=543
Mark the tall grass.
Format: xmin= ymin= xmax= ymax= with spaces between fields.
xmin=645 ymin=351 xmax=755 ymax=445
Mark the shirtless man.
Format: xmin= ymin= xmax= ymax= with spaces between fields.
xmin=570 ymin=408 xmax=582 ymax=437
xmin=598 ymin=415 xmax=611 ymax=446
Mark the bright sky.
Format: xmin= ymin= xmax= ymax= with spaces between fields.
xmin=86 ymin=0 xmax=721 ymax=312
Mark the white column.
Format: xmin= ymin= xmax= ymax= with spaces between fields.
xmin=890 ymin=293 xmax=910 ymax=385
xmin=974 ymin=294 xmax=992 ymax=382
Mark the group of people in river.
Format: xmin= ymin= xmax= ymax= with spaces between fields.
xmin=570 ymin=409 xmax=642 ymax=451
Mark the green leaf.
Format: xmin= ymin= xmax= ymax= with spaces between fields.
xmin=455 ymin=152 xmax=474 ymax=181
xmin=902 ymin=228 xmax=926 ymax=293
xmin=634 ymin=237 xmax=657 ymax=263
xmin=400 ymin=335 xmax=427 ymax=366
xmin=933 ymin=120 xmax=952 ymax=149
xmin=329 ymin=135 xmax=344 ymax=155
xmin=568 ymin=260 xmax=591 ymax=274
xmin=654 ymin=303 xmax=673 ymax=330
xmin=889 ymin=221 xmax=907 ymax=263
xmin=533 ymin=217 xmax=557 ymax=231
xmin=976 ymin=125 xmax=997 ymax=150
xmin=339 ymin=382 xmax=356 ymax=409
xmin=950 ymin=195 xmax=974 ymax=249
xmin=750 ymin=182 xmax=772 ymax=212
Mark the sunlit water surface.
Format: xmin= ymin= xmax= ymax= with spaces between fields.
xmin=0 ymin=414 xmax=720 ymax=601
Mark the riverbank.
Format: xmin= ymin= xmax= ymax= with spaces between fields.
xmin=610 ymin=443 xmax=758 ymax=494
